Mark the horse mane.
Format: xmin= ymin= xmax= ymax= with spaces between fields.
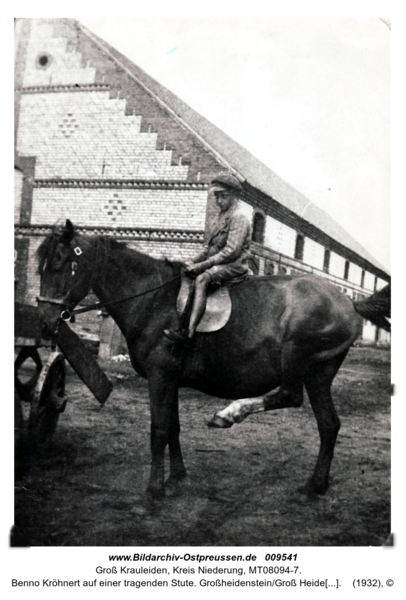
xmin=36 ymin=229 xmax=185 ymax=279
xmin=93 ymin=237 xmax=185 ymax=277
xmin=163 ymin=256 xmax=185 ymax=274
xmin=36 ymin=231 xmax=62 ymax=275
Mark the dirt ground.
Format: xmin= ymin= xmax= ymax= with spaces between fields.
xmin=14 ymin=346 xmax=391 ymax=547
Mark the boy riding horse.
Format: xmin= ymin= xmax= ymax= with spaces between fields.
xmin=163 ymin=174 xmax=252 ymax=344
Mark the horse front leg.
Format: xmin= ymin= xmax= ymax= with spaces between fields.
xmin=165 ymin=390 xmax=188 ymax=494
xmin=147 ymin=374 xmax=180 ymax=499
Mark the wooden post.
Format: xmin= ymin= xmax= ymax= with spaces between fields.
xmin=98 ymin=314 xmax=123 ymax=359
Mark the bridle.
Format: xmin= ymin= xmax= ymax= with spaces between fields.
xmin=37 ymin=242 xmax=181 ymax=323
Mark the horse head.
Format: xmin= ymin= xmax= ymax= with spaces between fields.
xmin=37 ymin=220 xmax=94 ymax=339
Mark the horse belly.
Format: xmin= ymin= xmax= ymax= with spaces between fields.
xmin=181 ymin=337 xmax=282 ymax=399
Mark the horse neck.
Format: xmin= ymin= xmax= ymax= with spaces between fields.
xmin=88 ymin=237 xmax=179 ymax=331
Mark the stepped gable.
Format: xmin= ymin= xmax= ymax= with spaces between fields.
xmin=76 ymin=20 xmax=388 ymax=276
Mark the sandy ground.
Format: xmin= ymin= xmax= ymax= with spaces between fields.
xmin=14 ymin=346 xmax=390 ymax=547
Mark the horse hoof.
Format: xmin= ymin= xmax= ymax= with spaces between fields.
xmin=146 ymin=486 xmax=165 ymax=501
xmin=207 ymin=415 xmax=233 ymax=428
xmin=297 ymin=481 xmax=328 ymax=497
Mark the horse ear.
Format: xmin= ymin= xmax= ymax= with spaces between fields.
xmin=61 ymin=219 xmax=74 ymax=244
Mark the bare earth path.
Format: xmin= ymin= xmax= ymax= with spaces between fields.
xmin=14 ymin=347 xmax=390 ymax=547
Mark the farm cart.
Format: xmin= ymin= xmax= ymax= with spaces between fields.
xmin=15 ymin=302 xmax=113 ymax=449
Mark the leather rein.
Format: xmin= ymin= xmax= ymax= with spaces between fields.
xmin=36 ymin=242 xmax=181 ymax=322
xmin=37 ymin=276 xmax=181 ymax=322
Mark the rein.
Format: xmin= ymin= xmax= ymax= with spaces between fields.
xmin=37 ymin=274 xmax=181 ymax=321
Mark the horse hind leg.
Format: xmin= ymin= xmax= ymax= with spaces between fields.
xmin=208 ymin=385 xmax=303 ymax=428
xmin=208 ymin=341 xmax=305 ymax=428
xmin=301 ymin=351 xmax=348 ymax=496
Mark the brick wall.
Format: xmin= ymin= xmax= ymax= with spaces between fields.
xmin=17 ymin=19 xmax=221 ymax=185
xmin=18 ymin=91 xmax=190 ymax=181
xmin=23 ymin=19 xmax=97 ymax=87
xmin=126 ymin=240 xmax=203 ymax=262
xmin=15 ymin=18 xmax=222 ymax=352
xmin=25 ymin=236 xmax=42 ymax=305
xmin=31 ymin=187 xmax=207 ymax=230
xmin=14 ymin=169 xmax=23 ymax=223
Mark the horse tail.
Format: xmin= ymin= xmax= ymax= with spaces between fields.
xmin=352 ymin=284 xmax=391 ymax=332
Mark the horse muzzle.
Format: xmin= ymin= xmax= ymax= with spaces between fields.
xmin=37 ymin=295 xmax=73 ymax=339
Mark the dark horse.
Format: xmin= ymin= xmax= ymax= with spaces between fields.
xmin=37 ymin=220 xmax=390 ymax=498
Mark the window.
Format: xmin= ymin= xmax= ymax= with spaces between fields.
xmin=323 ymin=249 xmax=330 ymax=273
xmin=360 ymin=270 xmax=365 ymax=288
xmin=252 ymin=212 xmax=265 ymax=244
xmin=36 ymin=52 xmax=53 ymax=70
xmin=265 ymin=259 xmax=275 ymax=276
xmin=344 ymin=260 xmax=349 ymax=280
xmin=294 ymin=234 xmax=304 ymax=261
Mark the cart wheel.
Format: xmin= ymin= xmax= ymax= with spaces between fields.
xmin=29 ymin=352 xmax=66 ymax=447
xmin=14 ymin=347 xmax=43 ymax=403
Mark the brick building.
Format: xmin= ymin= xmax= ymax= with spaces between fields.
xmin=14 ymin=18 xmax=390 ymax=354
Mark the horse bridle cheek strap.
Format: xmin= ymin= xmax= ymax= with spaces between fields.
xmin=36 ymin=243 xmax=86 ymax=322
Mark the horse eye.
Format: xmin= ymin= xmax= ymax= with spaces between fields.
xmin=52 ymin=248 xmax=68 ymax=270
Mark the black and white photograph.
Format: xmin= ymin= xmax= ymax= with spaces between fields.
xmin=10 ymin=13 xmax=402 ymax=587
